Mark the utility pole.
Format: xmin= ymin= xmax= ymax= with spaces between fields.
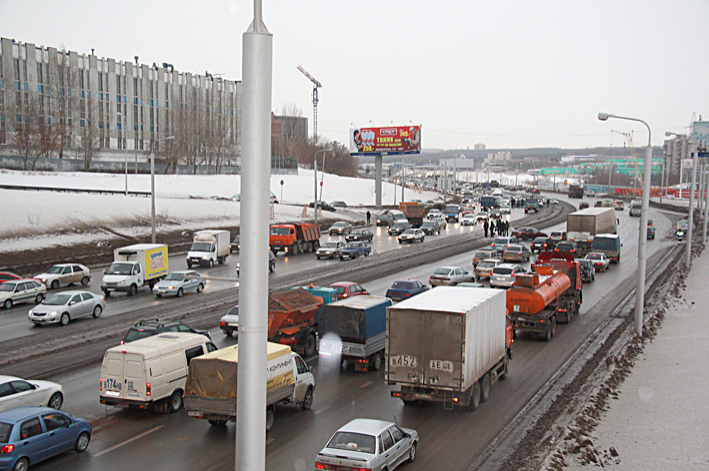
xmin=297 ymin=65 xmax=322 ymax=142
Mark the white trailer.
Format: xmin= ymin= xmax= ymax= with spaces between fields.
xmin=186 ymin=230 xmax=230 ymax=268
xmin=386 ymin=287 xmax=511 ymax=411
xmin=566 ymin=207 xmax=617 ymax=253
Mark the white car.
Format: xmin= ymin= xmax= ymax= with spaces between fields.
xmin=427 ymin=209 xmax=443 ymax=220
xmin=152 ymin=270 xmax=205 ymax=297
xmin=35 ymin=264 xmax=91 ymax=290
xmin=28 ymin=290 xmax=106 ymax=326
xmin=460 ymin=214 xmax=477 ymax=226
xmin=0 ymin=279 xmax=47 ymax=310
xmin=0 ymin=375 xmax=64 ymax=412
xmin=316 ymin=241 xmax=344 ymax=260
xmin=398 ymin=228 xmax=425 ymax=244
xmin=429 ymin=266 xmax=474 ymax=287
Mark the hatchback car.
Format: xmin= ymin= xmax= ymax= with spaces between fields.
xmin=329 ymin=221 xmax=353 ymax=235
xmin=549 ymin=231 xmax=567 ymax=241
xmin=316 ymin=241 xmax=345 ymax=260
xmin=329 ymin=282 xmax=369 ymax=300
xmin=475 ymin=259 xmax=503 ymax=280
xmin=429 ymin=267 xmax=474 ymax=287
xmin=346 ymin=229 xmax=374 ymax=243
xmin=121 ymin=319 xmax=211 ymax=344
xmin=579 ymin=202 xmax=590 ymax=209
xmin=0 ymin=280 xmax=46 ymax=310
xmin=646 ymin=221 xmax=656 ymax=240
xmin=502 ymin=244 xmax=532 ymax=262
xmin=28 ymin=291 xmax=105 ymax=326
xmin=0 ymin=376 xmax=64 ymax=413
xmin=34 ymin=264 xmax=90 ymax=290
xmin=152 ymin=270 xmax=205 ymax=298
xmin=398 ymin=229 xmax=425 ymax=244
xmin=385 ymin=280 xmax=429 ymax=302
xmin=585 ymin=252 xmax=610 ymax=272
xmin=614 ymin=200 xmax=625 ymax=210
xmin=219 ymin=305 xmax=239 ymax=336
xmin=388 ymin=221 xmax=412 ymax=236
xmin=315 ymin=418 xmax=418 ymax=471
xmin=0 ymin=407 xmax=91 ymax=471
xmin=490 ymin=264 xmax=527 ymax=288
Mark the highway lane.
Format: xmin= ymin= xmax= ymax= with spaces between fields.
xmin=24 ymin=195 xmax=681 ymax=471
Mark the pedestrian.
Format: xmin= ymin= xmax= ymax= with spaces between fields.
xmin=547 ymin=198 xmax=550 ymax=208
xmin=366 ymin=210 xmax=371 ymax=225
xmin=483 ymin=220 xmax=489 ymax=238
xmin=504 ymin=220 xmax=509 ymax=236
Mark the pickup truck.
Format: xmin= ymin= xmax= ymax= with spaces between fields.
xmin=338 ymin=242 xmax=371 ymax=260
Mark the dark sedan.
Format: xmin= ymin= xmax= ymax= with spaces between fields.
xmin=512 ymin=227 xmax=547 ymax=240
xmin=530 ymin=236 xmax=555 ymax=253
xmin=346 ymin=229 xmax=374 ymax=242
xmin=385 ymin=279 xmax=429 ymax=302
xmin=555 ymin=241 xmax=581 ymax=256
xmin=308 ymin=201 xmax=336 ymax=212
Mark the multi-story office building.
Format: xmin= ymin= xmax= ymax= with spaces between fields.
xmin=0 ymin=37 xmax=241 ymax=167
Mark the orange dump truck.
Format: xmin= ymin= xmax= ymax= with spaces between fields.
xmin=268 ymin=288 xmax=324 ymax=357
xmin=269 ymin=223 xmax=321 ymax=255
xmin=506 ymin=251 xmax=582 ymax=341
xmin=399 ymin=202 xmax=426 ymax=227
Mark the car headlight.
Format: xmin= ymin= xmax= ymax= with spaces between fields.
xmin=48 ymin=311 xmax=58 ymax=317
xmin=202 ymin=256 xmax=209 ymax=260
xmin=28 ymin=310 xmax=34 ymax=316
xmin=168 ymin=286 xmax=176 ymax=290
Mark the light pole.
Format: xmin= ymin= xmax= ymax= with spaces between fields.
xmin=116 ymin=111 xmax=127 ymax=196
xmin=314 ymin=149 xmax=327 ymax=226
xmin=598 ymin=112 xmax=651 ymax=337
xmin=666 ymin=132 xmax=697 ymax=266
xmin=150 ymin=135 xmax=175 ymax=243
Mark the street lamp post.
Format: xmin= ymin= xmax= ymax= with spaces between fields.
xmin=598 ymin=113 xmax=651 ymax=337
xmin=314 ymin=149 xmax=327 ymax=226
xmin=666 ymin=132 xmax=697 ymax=266
xmin=150 ymin=136 xmax=175 ymax=243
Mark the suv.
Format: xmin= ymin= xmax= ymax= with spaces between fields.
xmin=121 ymin=319 xmax=211 ymax=344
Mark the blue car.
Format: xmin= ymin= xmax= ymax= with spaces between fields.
xmin=0 ymin=407 xmax=91 ymax=471
xmin=385 ymin=279 xmax=429 ymax=302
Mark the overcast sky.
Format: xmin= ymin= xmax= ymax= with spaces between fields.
xmin=2 ymin=0 xmax=707 ymax=150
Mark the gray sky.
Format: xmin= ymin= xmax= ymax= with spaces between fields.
xmin=2 ymin=0 xmax=707 ymax=150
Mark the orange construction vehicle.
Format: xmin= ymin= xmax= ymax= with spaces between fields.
xmin=399 ymin=202 xmax=426 ymax=227
xmin=506 ymin=251 xmax=582 ymax=341
xmin=268 ymin=288 xmax=324 ymax=357
xmin=269 ymin=222 xmax=321 ymax=255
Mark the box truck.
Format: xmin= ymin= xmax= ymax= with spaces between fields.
xmin=186 ymin=230 xmax=230 ymax=268
xmin=101 ymin=243 xmax=168 ymax=296
xmin=566 ymin=207 xmax=617 ymax=254
xmin=184 ymin=342 xmax=315 ymax=431
xmin=386 ymin=287 xmax=512 ymax=411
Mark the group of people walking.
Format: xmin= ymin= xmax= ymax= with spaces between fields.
xmin=483 ymin=219 xmax=508 ymax=238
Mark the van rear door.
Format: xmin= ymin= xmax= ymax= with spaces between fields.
xmin=101 ymin=352 xmax=147 ymax=401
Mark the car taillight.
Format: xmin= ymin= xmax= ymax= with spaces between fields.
xmin=220 ymin=321 xmax=227 ymax=327
xmin=120 ymin=340 xmax=125 ymax=345
xmin=100 ymin=378 xmax=103 ymax=391
xmin=511 ymin=271 xmax=515 ymax=277
xmin=146 ymin=382 xmax=151 ymax=396
xmin=1 ymin=444 xmax=14 ymax=454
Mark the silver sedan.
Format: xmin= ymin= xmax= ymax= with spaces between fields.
xmin=152 ymin=270 xmax=205 ymax=297
xmin=28 ymin=290 xmax=105 ymax=326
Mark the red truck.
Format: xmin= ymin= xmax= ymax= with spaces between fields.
xmin=268 ymin=288 xmax=324 ymax=357
xmin=506 ymin=251 xmax=582 ymax=341
xmin=269 ymin=223 xmax=321 ymax=255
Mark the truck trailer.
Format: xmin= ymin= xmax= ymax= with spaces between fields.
xmin=186 ymin=230 xmax=230 ymax=268
xmin=184 ymin=342 xmax=315 ymax=432
xmin=566 ymin=207 xmax=617 ymax=254
xmin=386 ymin=287 xmax=512 ymax=411
xmin=101 ymin=243 xmax=168 ymax=296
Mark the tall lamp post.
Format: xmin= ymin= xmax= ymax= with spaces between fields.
xmin=666 ymin=132 xmax=697 ymax=266
xmin=150 ymin=136 xmax=175 ymax=243
xmin=314 ymin=149 xmax=327 ymax=226
xmin=598 ymin=113 xmax=651 ymax=337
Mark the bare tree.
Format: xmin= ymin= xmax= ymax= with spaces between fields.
xmin=47 ymin=48 xmax=78 ymax=159
xmin=273 ymin=103 xmax=307 ymax=170
xmin=10 ymin=94 xmax=43 ymax=170
xmin=80 ymin=96 xmax=100 ymax=171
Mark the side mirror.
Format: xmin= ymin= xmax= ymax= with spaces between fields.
xmin=309 ymin=366 xmax=313 ymax=373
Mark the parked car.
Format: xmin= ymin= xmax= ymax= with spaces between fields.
xmin=229 ymin=193 xmax=240 ymax=202
xmin=0 ymin=407 xmax=91 ymax=471
xmin=460 ymin=214 xmax=477 ymax=226
xmin=230 ymin=235 xmax=240 ymax=254
xmin=577 ymin=259 xmax=596 ymax=282
xmin=388 ymin=221 xmax=412 ymax=236
xmin=512 ymin=227 xmax=547 ymax=241
xmin=309 ymin=201 xmax=336 ymax=212
xmin=330 ymin=200 xmax=347 ymax=208
xmin=585 ymin=252 xmax=611 ymax=272
xmin=530 ymin=236 xmax=555 ymax=253
xmin=385 ymin=280 xmax=429 ymax=302
xmin=219 ymin=305 xmax=239 ymax=336
xmin=490 ymin=263 xmax=527 ymax=289
xmin=34 ymin=264 xmax=90 ymax=290
xmin=429 ymin=267 xmax=474 ymax=287
xmin=0 ymin=272 xmax=21 ymax=284
xmin=28 ymin=291 xmax=105 ymax=326
xmin=502 ymin=244 xmax=532 ymax=262
xmin=236 ymin=251 xmax=276 ymax=276
xmin=316 ymin=241 xmax=344 ymax=259
xmin=0 ymin=279 xmax=46 ymax=310
xmin=398 ymin=228 xmax=425 ymax=244
xmin=338 ymin=241 xmax=371 ymax=260
xmin=121 ymin=319 xmax=211 ymax=344
xmin=0 ymin=376 xmax=64 ymax=412
xmin=420 ymin=220 xmax=441 ymax=235
xmin=554 ymin=241 xmax=581 ymax=256
xmin=314 ymin=419 xmax=418 ymax=471
xmin=491 ymin=236 xmax=521 ymax=256
xmin=346 ymin=229 xmax=373 ymax=242
xmin=329 ymin=282 xmax=369 ymax=300
xmin=152 ymin=270 xmax=205 ymax=298
xmin=329 ymin=221 xmax=353 ymax=235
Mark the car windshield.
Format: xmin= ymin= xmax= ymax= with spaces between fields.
xmin=402 ymin=229 xmax=416 ymax=235
xmin=391 ymin=281 xmax=413 ymax=289
xmin=592 ymin=238 xmax=617 ymax=250
xmin=0 ymin=283 xmax=15 ymax=292
xmin=533 ymin=237 xmax=546 ymax=243
xmin=164 ymin=273 xmax=184 ymax=281
xmin=43 ymin=294 xmax=71 ymax=305
xmin=124 ymin=329 xmax=154 ymax=342
xmin=333 ymin=222 xmax=346 ymax=227
xmin=326 ymin=432 xmax=376 ymax=454
xmin=557 ymin=244 xmax=573 ymax=250
xmin=331 ymin=286 xmax=347 ymax=295
xmin=321 ymin=242 xmax=339 ymax=249
xmin=46 ymin=266 xmax=65 ymax=274
xmin=345 ymin=243 xmax=360 ymax=249
xmin=445 ymin=206 xmax=458 ymax=213
xmin=190 ymin=242 xmax=211 ymax=252
xmin=105 ymin=262 xmax=133 ymax=275
xmin=270 ymin=227 xmax=290 ymax=236
xmin=0 ymin=422 xmax=12 ymax=443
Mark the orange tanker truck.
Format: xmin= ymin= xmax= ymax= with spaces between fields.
xmin=506 ymin=251 xmax=582 ymax=341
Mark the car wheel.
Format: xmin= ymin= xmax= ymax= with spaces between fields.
xmin=3 ymin=299 xmax=12 ymax=310
xmin=75 ymin=431 xmax=90 ymax=452
xmin=34 ymin=293 xmax=44 ymax=303
xmin=12 ymin=458 xmax=29 ymax=471
xmin=208 ymin=259 xmax=214 ymax=268
xmin=480 ymin=373 xmax=491 ymax=403
xmin=169 ymin=391 xmax=183 ymax=412
xmin=51 ymin=280 xmax=60 ymax=290
xmin=467 ymin=381 xmax=481 ymax=411
xmin=177 ymin=288 xmax=184 ymax=298
xmin=208 ymin=419 xmax=227 ymax=426
xmin=92 ymin=305 xmax=103 ymax=318
xmin=48 ymin=391 xmax=63 ymax=409
xmin=371 ymin=352 xmax=382 ymax=371
xmin=197 ymin=283 xmax=204 ymax=293
xmin=408 ymin=442 xmax=417 ymax=463
xmin=60 ymin=313 xmax=71 ymax=326
xmin=128 ymin=284 xmax=138 ymax=296
xmin=301 ymin=387 xmax=314 ymax=411
xmin=304 ymin=333 xmax=316 ymax=357
xmin=265 ymin=407 xmax=275 ymax=432
xmin=81 ymin=276 xmax=90 ymax=286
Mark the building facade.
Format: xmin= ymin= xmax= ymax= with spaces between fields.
xmin=0 ymin=37 xmax=241 ymax=170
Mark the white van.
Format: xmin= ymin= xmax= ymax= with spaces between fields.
xmin=100 ymin=332 xmax=217 ymax=413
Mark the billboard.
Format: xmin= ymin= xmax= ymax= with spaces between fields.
xmin=349 ymin=125 xmax=421 ymax=156
xmin=692 ymin=121 xmax=709 ymax=147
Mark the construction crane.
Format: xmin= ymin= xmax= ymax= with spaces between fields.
xmin=611 ymin=130 xmax=641 ymax=195
xmin=297 ymin=65 xmax=322 ymax=142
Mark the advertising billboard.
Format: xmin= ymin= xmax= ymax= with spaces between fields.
xmin=349 ymin=125 xmax=421 ymax=156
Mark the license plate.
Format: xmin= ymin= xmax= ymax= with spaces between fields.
xmin=104 ymin=390 xmax=120 ymax=397
xmin=430 ymin=359 xmax=453 ymax=372
xmin=390 ymin=355 xmax=417 ymax=368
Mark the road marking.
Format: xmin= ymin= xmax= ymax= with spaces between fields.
xmin=0 ymin=322 xmax=26 ymax=330
xmin=360 ymin=381 xmax=373 ymax=388
xmin=266 ymin=438 xmax=275 ymax=445
xmin=314 ymin=405 xmax=330 ymax=415
xmin=94 ymin=425 xmax=163 ymax=457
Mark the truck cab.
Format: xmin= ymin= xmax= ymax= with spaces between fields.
xmin=187 ymin=230 xmax=229 ymax=268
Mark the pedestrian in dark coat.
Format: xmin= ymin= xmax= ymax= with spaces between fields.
xmin=483 ymin=220 xmax=489 ymax=238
